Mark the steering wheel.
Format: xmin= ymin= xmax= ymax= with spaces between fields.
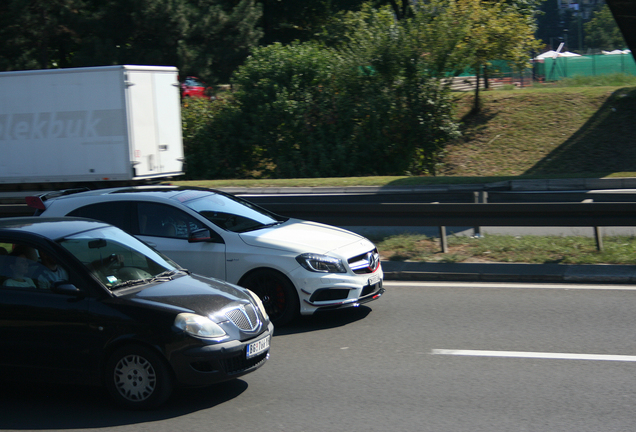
xmin=105 ymin=253 xmax=124 ymax=270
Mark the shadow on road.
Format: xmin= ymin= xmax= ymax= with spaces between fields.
xmin=0 ymin=378 xmax=248 ymax=429
xmin=274 ymin=305 xmax=372 ymax=336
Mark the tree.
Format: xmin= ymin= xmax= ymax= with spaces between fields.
xmin=385 ymin=0 xmax=413 ymax=20
xmin=504 ymin=0 xmax=543 ymax=16
xmin=258 ymin=0 xmax=370 ymax=45
xmin=435 ymin=0 xmax=541 ymax=113
xmin=585 ymin=4 xmax=626 ymax=51
xmin=179 ymin=0 xmax=263 ymax=82
xmin=0 ymin=0 xmax=87 ymax=70
xmin=70 ymin=0 xmax=189 ymax=68
xmin=184 ymin=5 xmax=463 ymax=179
xmin=0 ymin=0 xmax=263 ymax=83
xmin=535 ymin=0 xmax=563 ymax=50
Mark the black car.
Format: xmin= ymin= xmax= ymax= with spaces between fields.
xmin=0 ymin=217 xmax=273 ymax=409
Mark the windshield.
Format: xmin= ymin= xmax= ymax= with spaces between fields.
xmin=181 ymin=191 xmax=287 ymax=233
xmin=59 ymin=226 xmax=181 ymax=290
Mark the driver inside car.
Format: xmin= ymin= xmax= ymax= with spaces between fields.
xmin=31 ymin=250 xmax=69 ymax=289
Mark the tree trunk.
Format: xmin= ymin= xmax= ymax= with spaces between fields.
xmin=388 ymin=0 xmax=412 ymax=20
xmin=484 ymin=66 xmax=489 ymax=90
xmin=472 ymin=66 xmax=481 ymax=114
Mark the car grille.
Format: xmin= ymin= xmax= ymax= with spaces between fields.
xmin=348 ymin=249 xmax=380 ymax=274
xmin=222 ymin=351 xmax=269 ymax=375
xmin=225 ymin=304 xmax=260 ymax=332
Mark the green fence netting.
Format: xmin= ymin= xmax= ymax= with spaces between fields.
xmin=364 ymin=54 xmax=635 ymax=86
xmin=534 ymin=54 xmax=636 ymax=81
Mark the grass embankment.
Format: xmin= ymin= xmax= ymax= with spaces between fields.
xmin=444 ymin=79 xmax=636 ymax=178
xmin=175 ymin=76 xmax=636 ymax=265
xmin=371 ymin=234 xmax=636 ymax=265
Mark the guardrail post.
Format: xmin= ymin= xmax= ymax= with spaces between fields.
xmin=595 ymin=226 xmax=603 ymax=251
xmin=439 ymin=226 xmax=448 ymax=253
xmin=581 ymin=199 xmax=604 ymax=251
xmin=473 ymin=191 xmax=488 ymax=237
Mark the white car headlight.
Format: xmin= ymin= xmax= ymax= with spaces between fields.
xmin=174 ymin=313 xmax=227 ymax=338
xmin=246 ymin=289 xmax=269 ymax=321
xmin=296 ymin=253 xmax=347 ymax=273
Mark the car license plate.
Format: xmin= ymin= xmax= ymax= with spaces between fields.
xmin=368 ymin=274 xmax=381 ymax=286
xmin=247 ymin=335 xmax=270 ymax=359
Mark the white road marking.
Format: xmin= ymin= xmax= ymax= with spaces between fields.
xmin=384 ymin=281 xmax=636 ymax=290
xmin=432 ymin=349 xmax=636 ymax=362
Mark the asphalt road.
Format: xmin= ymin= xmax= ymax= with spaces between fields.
xmin=2 ymin=281 xmax=636 ymax=432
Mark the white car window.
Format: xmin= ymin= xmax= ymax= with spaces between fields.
xmin=181 ymin=192 xmax=285 ymax=233
xmin=138 ymin=203 xmax=205 ymax=239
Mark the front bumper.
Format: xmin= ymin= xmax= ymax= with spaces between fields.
xmin=310 ymin=281 xmax=385 ymax=313
xmin=293 ymin=265 xmax=385 ymax=315
xmin=170 ymin=321 xmax=274 ymax=387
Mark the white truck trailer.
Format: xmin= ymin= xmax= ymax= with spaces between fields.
xmin=0 ymin=65 xmax=184 ymax=190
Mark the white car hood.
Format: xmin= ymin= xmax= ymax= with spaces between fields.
xmin=238 ymin=219 xmax=375 ymax=257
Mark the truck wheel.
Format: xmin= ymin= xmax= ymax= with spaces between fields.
xmin=241 ymin=269 xmax=299 ymax=326
xmin=105 ymin=345 xmax=173 ymax=410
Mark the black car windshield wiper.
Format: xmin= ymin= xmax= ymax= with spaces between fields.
xmin=112 ymin=279 xmax=150 ymax=290
xmin=111 ymin=270 xmax=190 ymax=290
xmin=151 ymin=269 xmax=190 ymax=281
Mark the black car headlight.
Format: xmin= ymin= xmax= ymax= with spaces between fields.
xmin=174 ymin=313 xmax=227 ymax=339
xmin=296 ymin=253 xmax=347 ymax=273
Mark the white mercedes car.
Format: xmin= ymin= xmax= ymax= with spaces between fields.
xmin=29 ymin=186 xmax=384 ymax=324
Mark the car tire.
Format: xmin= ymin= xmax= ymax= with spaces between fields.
xmin=105 ymin=345 xmax=173 ymax=410
xmin=240 ymin=269 xmax=299 ymax=326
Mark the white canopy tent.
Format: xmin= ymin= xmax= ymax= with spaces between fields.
xmin=535 ymin=50 xmax=582 ymax=60
xmin=601 ymin=49 xmax=632 ymax=55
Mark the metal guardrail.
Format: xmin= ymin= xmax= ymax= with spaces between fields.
xmin=259 ymin=202 xmax=636 ymax=252
xmin=259 ymin=202 xmax=636 ymax=227
xmin=3 ymin=199 xmax=636 ymax=252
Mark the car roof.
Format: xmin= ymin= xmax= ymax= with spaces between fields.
xmin=57 ymin=185 xmax=212 ymax=199
xmin=0 ymin=217 xmax=111 ymax=240
xmin=34 ymin=185 xmax=221 ymax=208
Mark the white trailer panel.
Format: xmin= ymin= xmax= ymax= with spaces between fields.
xmin=0 ymin=65 xmax=184 ymax=184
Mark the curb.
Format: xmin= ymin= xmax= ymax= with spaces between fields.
xmin=381 ymin=261 xmax=636 ymax=284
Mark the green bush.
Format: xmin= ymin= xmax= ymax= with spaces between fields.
xmin=182 ymin=96 xmax=261 ymax=179
xmin=181 ymin=6 xmax=461 ymax=179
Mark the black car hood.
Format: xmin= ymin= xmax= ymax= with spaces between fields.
xmin=120 ymin=274 xmax=251 ymax=318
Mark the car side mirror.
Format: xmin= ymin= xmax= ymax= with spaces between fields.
xmin=51 ymin=281 xmax=82 ymax=295
xmin=188 ymin=228 xmax=213 ymax=243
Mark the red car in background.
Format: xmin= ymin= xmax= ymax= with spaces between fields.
xmin=180 ymin=76 xmax=212 ymax=99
